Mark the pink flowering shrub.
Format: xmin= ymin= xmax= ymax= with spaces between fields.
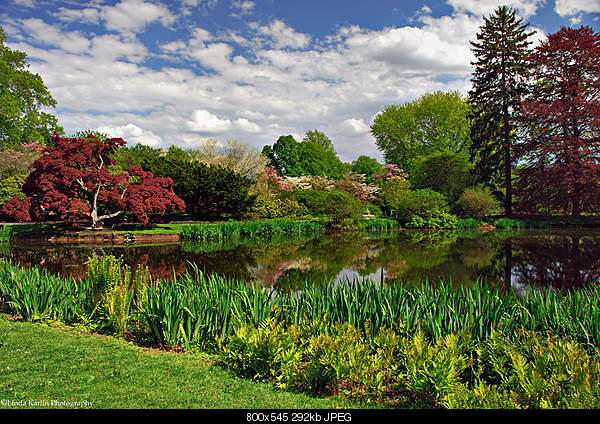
xmin=372 ymin=164 xmax=409 ymax=181
xmin=265 ymin=166 xmax=292 ymax=191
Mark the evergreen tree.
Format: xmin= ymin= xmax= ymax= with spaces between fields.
xmin=468 ymin=6 xmax=533 ymax=216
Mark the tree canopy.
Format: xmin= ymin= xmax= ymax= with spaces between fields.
xmin=143 ymin=147 xmax=256 ymax=220
xmin=262 ymin=132 xmax=344 ymax=179
xmin=514 ymin=26 xmax=600 ymax=215
xmin=0 ymin=27 xmax=63 ymax=147
xmin=22 ymin=135 xmax=184 ymax=228
xmin=351 ymin=155 xmax=383 ymax=182
xmin=370 ymin=90 xmax=470 ymax=175
xmin=468 ymin=5 xmax=534 ymax=216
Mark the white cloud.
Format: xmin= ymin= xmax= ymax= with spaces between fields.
xmin=55 ymin=0 xmax=176 ymax=34
xmin=231 ymin=0 xmax=256 ymax=17
xmin=96 ymin=123 xmax=163 ymax=146
xmin=234 ymin=118 xmax=262 ymax=133
xmin=341 ymin=118 xmax=370 ymax=136
xmin=20 ymin=18 xmax=91 ymax=54
xmin=257 ymin=19 xmax=311 ymax=49
xmin=9 ymin=2 xmax=551 ymax=162
xmin=56 ymin=7 xmax=101 ymax=24
xmin=187 ymin=110 xmax=233 ymax=133
xmin=447 ymin=0 xmax=545 ymax=18
xmin=555 ymin=0 xmax=600 ymax=17
xmin=13 ymin=0 xmax=36 ymax=7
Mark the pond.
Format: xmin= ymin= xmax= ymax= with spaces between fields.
xmin=2 ymin=228 xmax=600 ymax=291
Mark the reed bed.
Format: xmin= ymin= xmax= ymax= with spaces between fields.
xmin=141 ymin=264 xmax=600 ymax=350
xmin=359 ymin=218 xmax=401 ymax=231
xmin=2 ymin=257 xmax=600 ymax=351
xmin=0 ymin=259 xmax=93 ymax=322
xmin=179 ymin=218 xmax=323 ymax=241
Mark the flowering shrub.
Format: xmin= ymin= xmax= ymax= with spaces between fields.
xmin=372 ymin=164 xmax=409 ymax=181
xmin=265 ymin=166 xmax=292 ymax=191
xmin=283 ymin=174 xmax=379 ymax=202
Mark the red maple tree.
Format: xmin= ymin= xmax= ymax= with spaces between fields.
xmin=22 ymin=134 xmax=185 ymax=228
xmin=514 ymin=26 xmax=600 ymax=215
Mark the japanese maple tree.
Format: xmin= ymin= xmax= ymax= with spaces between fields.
xmin=514 ymin=26 xmax=600 ymax=215
xmin=22 ymin=134 xmax=185 ymax=227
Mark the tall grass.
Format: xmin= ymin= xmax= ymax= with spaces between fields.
xmin=178 ymin=218 xmax=323 ymax=241
xmin=0 ymin=259 xmax=93 ymax=322
xmin=359 ymin=218 xmax=400 ymax=231
xmin=494 ymin=217 xmax=549 ymax=229
xmin=139 ymin=265 xmax=600 ymax=350
xmin=2 ymin=256 xmax=600 ymax=350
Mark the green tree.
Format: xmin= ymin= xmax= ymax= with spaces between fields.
xmin=263 ymin=132 xmax=344 ymax=179
xmin=297 ymin=140 xmax=344 ymax=179
xmin=411 ymin=151 xmax=474 ymax=211
xmin=370 ymin=91 xmax=470 ymax=175
xmin=0 ymin=27 xmax=63 ymax=147
xmin=262 ymin=135 xmax=304 ymax=177
xmin=111 ymin=143 xmax=161 ymax=172
xmin=468 ymin=6 xmax=534 ymax=217
xmin=143 ymin=149 xmax=255 ymax=220
xmin=302 ymin=129 xmax=335 ymax=153
xmin=351 ymin=156 xmax=383 ymax=182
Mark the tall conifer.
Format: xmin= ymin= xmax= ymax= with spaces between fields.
xmin=468 ymin=6 xmax=533 ymax=216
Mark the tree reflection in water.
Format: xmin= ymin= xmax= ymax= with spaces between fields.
xmin=2 ymin=229 xmax=600 ymax=291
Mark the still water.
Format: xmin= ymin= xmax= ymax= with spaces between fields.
xmin=2 ymin=229 xmax=600 ymax=291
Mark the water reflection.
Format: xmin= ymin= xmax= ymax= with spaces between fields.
xmin=2 ymin=229 xmax=600 ymax=290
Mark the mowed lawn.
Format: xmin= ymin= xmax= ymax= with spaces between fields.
xmin=0 ymin=317 xmax=354 ymax=409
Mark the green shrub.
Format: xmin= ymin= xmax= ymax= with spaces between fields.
xmin=458 ymin=186 xmax=500 ymax=220
xmin=396 ymin=189 xmax=449 ymax=221
xmin=405 ymin=210 xmax=458 ymax=229
xmin=252 ymin=194 xmax=308 ymax=219
xmin=411 ymin=151 xmax=474 ymax=210
xmin=143 ymin=153 xmax=255 ymax=220
xmin=293 ymin=189 xmax=330 ymax=216
xmin=456 ymin=218 xmax=480 ymax=229
xmin=323 ymin=190 xmax=365 ymax=231
xmin=0 ymin=174 xmax=27 ymax=206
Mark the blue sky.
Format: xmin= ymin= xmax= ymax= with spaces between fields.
xmin=1 ymin=0 xmax=599 ymax=162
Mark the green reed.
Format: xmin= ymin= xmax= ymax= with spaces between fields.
xmin=0 ymin=259 xmax=93 ymax=322
xmin=2 ymin=255 xmax=600 ymax=350
xmin=139 ymin=264 xmax=600 ymax=350
xmin=359 ymin=218 xmax=401 ymax=231
xmin=179 ymin=218 xmax=323 ymax=241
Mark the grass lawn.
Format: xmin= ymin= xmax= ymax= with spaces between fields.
xmin=0 ymin=317 xmax=355 ymax=410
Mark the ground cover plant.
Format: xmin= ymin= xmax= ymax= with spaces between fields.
xmin=1 ymin=255 xmax=600 ymax=408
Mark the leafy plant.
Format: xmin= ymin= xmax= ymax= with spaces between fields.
xmin=458 ymin=186 xmax=500 ymax=220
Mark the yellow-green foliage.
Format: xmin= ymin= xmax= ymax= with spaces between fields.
xmin=86 ymin=254 xmax=151 ymax=335
xmin=252 ymin=194 xmax=308 ymax=219
xmin=218 ymin=318 xmax=600 ymax=408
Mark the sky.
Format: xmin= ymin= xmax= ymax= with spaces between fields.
xmin=1 ymin=0 xmax=599 ymax=162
